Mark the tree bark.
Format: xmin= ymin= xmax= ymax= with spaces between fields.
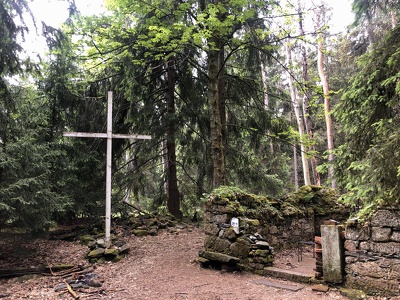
xmin=166 ymin=58 xmax=182 ymax=218
xmin=208 ymin=38 xmax=227 ymax=188
xmin=259 ymin=50 xmax=274 ymax=154
xmin=314 ymin=6 xmax=335 ymax=188
xmin=286 ymin=44 xmax=311 ymax=186
xmin=298 ymin=0 xmax=320 ymax=186
xmin=293 ymin=143 xmax=299 ymax=190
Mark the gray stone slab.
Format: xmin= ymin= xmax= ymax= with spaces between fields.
xmin=263 ymin=267 xmax=313 ymax=283
xmin=321 ymin=225 xmax=344 ymax=283
xmin=252 ymin=279 xmax=304 ymax=291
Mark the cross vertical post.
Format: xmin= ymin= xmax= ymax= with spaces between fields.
xmin=63 ymin=91 xmax=151 ymax=247
xmin=105 ymin=91 xmax=113 ymax=246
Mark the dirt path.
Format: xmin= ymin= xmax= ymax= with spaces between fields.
xmin=0 ymin=225 xmax=349 ymax=299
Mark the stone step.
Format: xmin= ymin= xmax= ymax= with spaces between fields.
xmin=252 ymin=279 xmax=304 ymax=291
xmin=262 ymin=267 xmax=314 ymax=284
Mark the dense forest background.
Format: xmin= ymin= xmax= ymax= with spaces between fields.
xmin=1 ymin=0 xmax=400 ymax=232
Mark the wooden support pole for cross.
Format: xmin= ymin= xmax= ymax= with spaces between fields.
xmin=63 ymin=91 xmax=151 ymax=247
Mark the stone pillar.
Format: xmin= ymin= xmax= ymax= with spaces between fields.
xmin=321 ymin=225 xmax=344 ymax=283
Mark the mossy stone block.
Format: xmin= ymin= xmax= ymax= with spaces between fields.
xmin=104 ymin=248 xmax=118 ymax=257
xmin=80 ymin=235 xmax=95 ymax=246
xmin=87 ymin=248 xmax=105 ymax=259
xmin=133 ymin=229 xmax=149 ymax=237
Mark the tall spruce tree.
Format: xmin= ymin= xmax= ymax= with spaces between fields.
xmin=335 ymin=25 xmax=400 ymax=217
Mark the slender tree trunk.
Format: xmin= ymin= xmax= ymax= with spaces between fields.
xmin=286 ymin=44 xmax=311 ymax=186
xmin=259 ymin=50 xmax=274 ymax=154
xmin=390 ymin=0 xmax=397 ymax=28
xmin=208 ymin=36 xmax=227 ymax=188
xmin=165 ymin=58 xmax=182 ymax=218
xmin=218 ymin=46 xmax=227 ymax=178
xmin=161 ymin=139 xmax=168 ymax=193
xmin=298 ymin=1 xmax=320 ymax=186
xmin=293 ymin=143 xmax=299 ymax=191
xmin=314 ymin=7 xmax=335 ymax=188
xmin=391 ymin=11 xmax=396 ymax=28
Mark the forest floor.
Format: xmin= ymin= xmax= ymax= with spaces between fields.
xmin=0 ymin=222 xmax=374 ymax=300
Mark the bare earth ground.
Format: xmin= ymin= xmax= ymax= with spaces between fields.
xmin=0 ymin=224 xmax=354 ymax=300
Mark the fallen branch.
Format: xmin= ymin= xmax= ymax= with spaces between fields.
xmin=123 ymin=200 xmax=151 ymax=216
xmin=0 ymin=264 xmax=75 ymax=278
xmin=63 ymin=279 xmax=79 ymax=299
xmin=42 ymin=265 xmax=87 ymax=277
xmin=61 ymin=267 xmax=94 ymax=279
xmin=46 ymin=259 xmax=55 ymax=276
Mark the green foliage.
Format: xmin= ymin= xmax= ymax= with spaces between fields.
xmin=0 ymin=0 xmax=32 ymax=77
xmin=334 ymin=25 xmax=400 ymax=215
xmin=1 ymin=0 xmax=308 ymax=230
xmin=0 ymin=87 xmax=72 ymax=232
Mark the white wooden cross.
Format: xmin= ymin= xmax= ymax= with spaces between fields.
xmin=63 ymin=91 xmax=151 ymax=247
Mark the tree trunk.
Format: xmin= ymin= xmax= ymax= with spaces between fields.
xmin=208 ymin=39 xmax=227 ymax=188
xmin=293 ymin=143 xmax=299 ymax=190
xmin=298 ymin=0 xmax=320 ymax=186
xmin=218 ymin=46 xmax=227 ymax=180
xmin=161 ymin=138 xmax=168 ymax=193
xmin=165 ymin=58 xmax=182 ymax=218
xmin=286 ymin=44 xmax=311 ymax=186
xmin=259 ymin=50 xmax=274 ymax=154
xmin=390 ymin=0 xmax=397 ymax=28
xmin=314 ymin=6 xmax=335 ymax=188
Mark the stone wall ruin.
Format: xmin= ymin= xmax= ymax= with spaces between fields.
xmin=199 ymin=186 xmax=347 ymax=275
xmin=344 ymin=209 xmax=400 ymax=296
xmin=199 ymin=186 xmax=400 ymax=296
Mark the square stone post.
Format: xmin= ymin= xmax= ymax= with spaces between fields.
xmin=321 ymin=225 xmax=344 ymax=283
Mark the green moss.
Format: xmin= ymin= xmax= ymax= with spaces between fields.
xmin=206 ymin=186 xmax=282 ymax=220
xmin=225 ymin=201 xmax=245 ymax=215
xmin=222 ymin=227 xmax=237 ymax=240
xmin=104 ymin=248 xmax=118 ymax=257
xmin=80 ymin=235 xmax=95 ymax=245
xmin=205 ymin=185 xmax=343 ymax=227
xmin=87 ymin=248 xmax=105 ymax=258
xmin=282 ymin=185 xmax=342 ymax=216
xmin=132 ymin=229 xmax=149 ymax=237
xmin=280 ymin=202 xmax=303 ymax=216
xmin=241 ymin=218 xmax=260 ymax=231
xmin=249 ymin=249 xmax=270 ymax=257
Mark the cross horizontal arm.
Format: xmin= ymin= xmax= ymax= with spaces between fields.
xmin=63 ymin=132 xmax=152 ymax=140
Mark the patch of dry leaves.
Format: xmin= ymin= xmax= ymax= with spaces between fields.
xmin=0 ymin=225 xmax=351 ymax=300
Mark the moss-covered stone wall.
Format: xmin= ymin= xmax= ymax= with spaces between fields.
xmin=344 ymin=209 xmax=400 ymax=296
xmin=199 ymin=185 xmax=348 ymax=273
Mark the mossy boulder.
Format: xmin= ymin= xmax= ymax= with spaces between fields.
xmin=104 ymin=248 xmax=118 ymax=257
xmin=133 ymin=229 xmax=149 ymax=237
xmin=88 ymin=248 xmax=105 ymax=259
xmin=80 ymin=235 xmax=95 ymax=246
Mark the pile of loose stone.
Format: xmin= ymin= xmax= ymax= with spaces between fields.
xmin=200 ymin=215 xmax=274 ymax=272
xmin=81 ymin=235 xmax=131 ymax=263
xmin=80 ymin=212 xmax=182 ymax=263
